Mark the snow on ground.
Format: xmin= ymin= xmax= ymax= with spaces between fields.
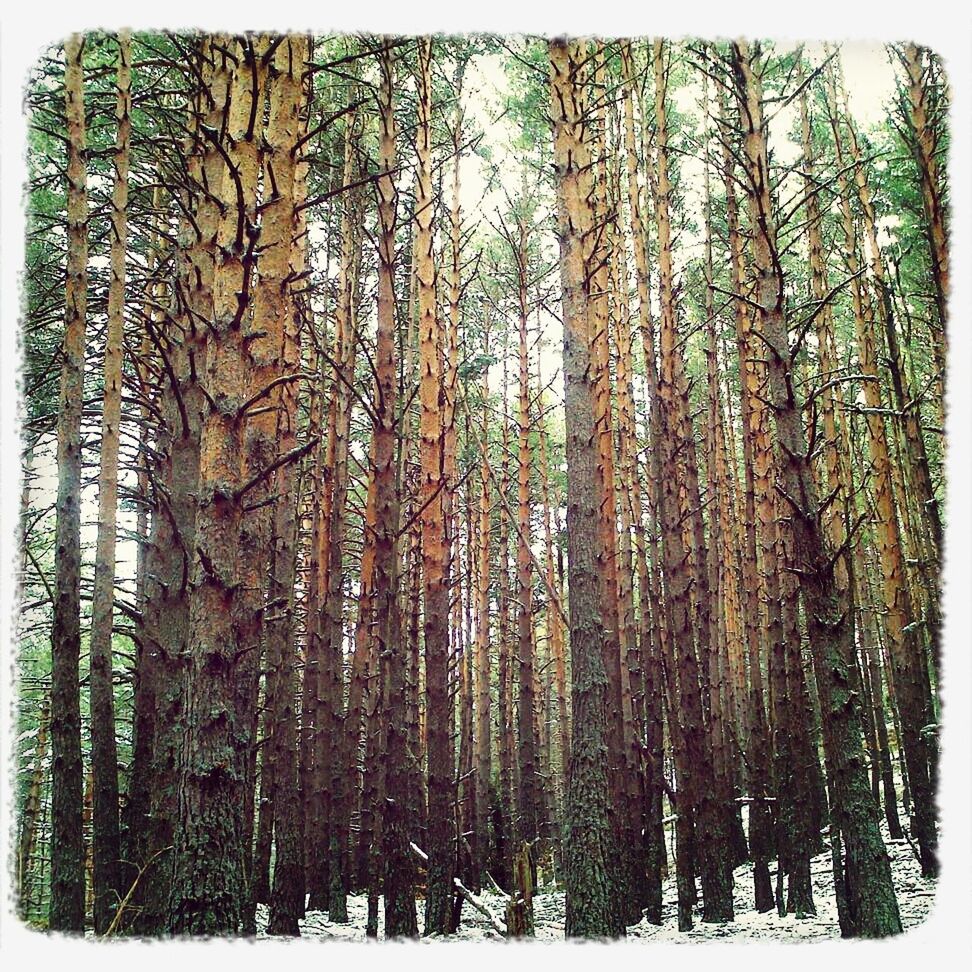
xmin=255 ymin=829 xmax=935 ymax=942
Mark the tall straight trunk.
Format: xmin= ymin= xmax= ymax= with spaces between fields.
xmin=825 ymin=62 xmax=938 ymax=879
xmin=474 ymin=327 xmax=493 ymax=886
xmin=87 ymin=28 xmax=130 ymax=935
xmin=641 ymin=51 xmax=696 ymax=916
xmin=125 ymin=185 xmax=165 ymax=881
xmin=496 ymin=382 xmax=515 ymax=892
xmin=858 ymin=538 xmax=904 ymax=838
xmin=513 ymin=217 xmax=539 ymax=866
xmin=731 ymin=40 xmax=901 ymax=938
xmin=403 ymin=508 xmax=421 ymax=835
xmin=322 ymin=76 xmax=364 ymax=922
xmin=450 ymin=106 xmax=478 ymax=894
xmin=715 ymin=373 xmax=751 ymax=868
xmin=459 ymin=470 xmax=478 ymax=894
xmin=606 ymin=101 xmax=649 ymax=923
xmin=620 ymin=43 xmax=664 ymax=921
xmin=263 ymin=34 xmax=310 ymax=936
xmin=799 ymin=71 xmax=865 ymax=858
xmin=549 ymin=37 xmax=624 ymax=941
xmin=718 ymin=361 xmax=750 ymax=747
xmin=231 ymin=35 xmax=279 ymax=933
xmin=698 ymin=88 xmax=754 ymax=899
xmin=787 ymin=71 xmax=842 ymax=900
xmin=726 ymin=58 xmax=810 ymax=916
xmin=588 ymin=51 xmax=633 ymax=913
xmin=138 ymin=39 xmax=222 ymax=933
xmin=734 ymin=166 xmax=792 ymax=918
xmin=414 ymin=35 xmax=454 ymax=938
xmin=653 ymin=39 xmax=733 ymax=927
xmin=301 ymin=145 xmax=342 ymax=903
xmin=538 ymin=417 xmax=568 ymax=808
xmin=49 ymin=32 xmax=88 ymax=934
xmin=374 ymin=40 xmax=417 ymax=939
xmin=168 ymin=36 xmax=265 ymax=935
xmin=718 ymin=77 xmax=775 ymax=913
xmin=351 ymin=443 xmax=378 ymax=888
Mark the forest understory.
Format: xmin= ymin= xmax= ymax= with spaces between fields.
xmin=247 ymin=825 xmax=935 ymax=942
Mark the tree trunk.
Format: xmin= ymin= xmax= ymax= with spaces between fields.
xmin=374 ymin=39 xmax=417 ymax=939
xmin=167 ymin=36 xmax=266 ymax=935
xmin=87 ymin=28 xmax=130 ymax=936
xmin=413 ymin=35 xmax=454 ymax=939
xmin=49 ymin=32 xmax=88 ymax=935
xmin=654 ymin=39 xmax=733 ymax=926
xmin=264 ymin=34 xmax=310 ymax=935
xmin=731 ymin=40 xmax=901 ymax=938
xmin=549 ymin=37 xmax=624 ymax=940
xmin=825 ymin=61 xmax=937 ymax=879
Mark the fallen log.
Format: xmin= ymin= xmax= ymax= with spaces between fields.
xmin=453 ymin=877 xmax=507 ymax=938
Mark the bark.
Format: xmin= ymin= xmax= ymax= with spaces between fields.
xmin=496 ymin=380 xmax=515 ymax=893
xmin=18 ymin=695 xmax=50 ymax=917
xmin=653 ymin=39 xmax=733 ymax=926
xmin=167 ymin=36 xmax=265 ymax=935
xmin=459 ymin=472 xmax=478 ymax=896
xmin=414 ymin=35 xmax=455 ymax=939
xmin=538 ymin=417 xmax=568 ymax=809
xmin=87 ymin=28 xmax=130 ymax=936
xmin=606 ymin=97 xmax=649 ymax=922
xmin=898 ymin=44 xmax=948 ymax=360
xmin=717 ymin=78 xmax=775 ymax=914
xmin=125 ymin=186 xmax=165 ymax=883
xmin=264 ymin=34 xmax=310 ymax=936
xmin=138 ymin=38 xmax=223 ymax=933
xmin=49 ymin=32 xmax=88 ymax=934
xmin=474 ymin=326 xmax=493 ymax=890
xmin=549 ymin=37 xmax=624 ymax=940
xmin=374 ymin=40 xmax=417 ymax=939
xmin=620 ymin=42 xmax=665 ymax=921
xmin=698 ymin=86 xmax=754 ymax=903
xmin=731 ymin=41 xmax=901 ymax=938
xmin=301 ymin=143 xmax=343 ymax=904
xmin=351 ymin=447 xmax=378 ymax=888
xmin=513 ymin=213 xmax=539 ymax=863
xmin=589 ymin=49 xmax=634 ymax=915
xmin=825 ymin=60 xmax=938 ymax=879
xmin=321 ymin=71 xmax=364 ymax=922
xmin=859 ymin=546 xmax=905 ymax=838
xmin=229 ymin=34 xmax=285 ymax=933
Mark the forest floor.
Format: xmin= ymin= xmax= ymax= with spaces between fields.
xmin=255 ymin=826 xmax=936 ymax=942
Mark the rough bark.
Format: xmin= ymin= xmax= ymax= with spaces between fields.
xmin=49 ymin=32 xmax=88 ymax=935
xmin=825 ymin=59 xmax=937 ymax=879
xmin=374 ymin=40 xmax=418 ymax=939
xmin=549 ymin=37 xmax=625 ymax=940
xmin=414 ymin=35 xmax=455 ymax=939
xmin=167 ymin=36 xmax=265 ymax=935
xmin=87 ymin=28 xmax=130 ymax=936
xmin=731 ymin=41 xmax=901 ymax=938
xmin=264 ymin=34 xmax=310 ymax=936
xmin=654 ymin=39 xmax=733 ymax=926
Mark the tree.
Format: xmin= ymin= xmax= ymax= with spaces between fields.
xmin=49 ymin=32 xmax=88 ymax=935
xmin=549 ymin=36 xmax=624 ymax=940
xmin=729 ymin=39 xmax=901 ymax=938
